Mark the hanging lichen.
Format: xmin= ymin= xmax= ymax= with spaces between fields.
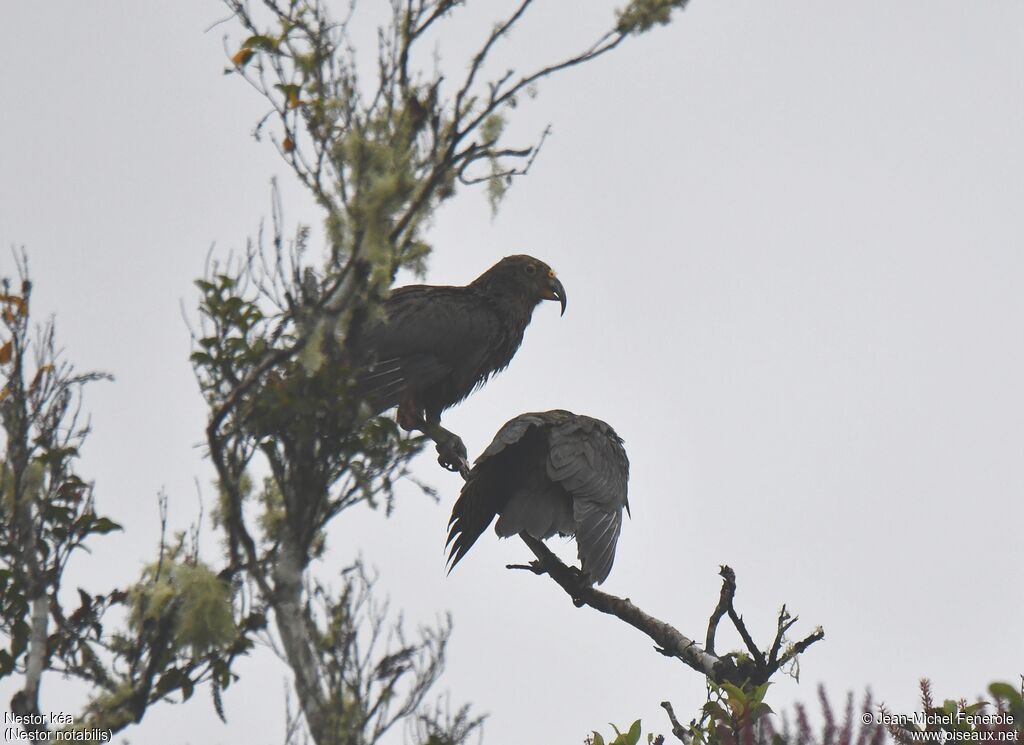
xmin=128 ymin=559 xmax=236 ymax=657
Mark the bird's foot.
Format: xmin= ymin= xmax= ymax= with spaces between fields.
xmin=417 ymin=420 xmax=471 ymax=477
xmin=435 ymin=433 xmax=470 ymax=477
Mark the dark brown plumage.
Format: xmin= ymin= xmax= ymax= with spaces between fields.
xmin=447 ymin=410 xmax=630 ymax=585
xmin=349 ymin=255 xmax=566 ymax=470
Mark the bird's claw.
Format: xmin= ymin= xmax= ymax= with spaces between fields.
xmin=436 ymin=436 xmax=470 ymax=477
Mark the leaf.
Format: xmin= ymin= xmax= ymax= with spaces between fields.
xmin=90 ymin=517 xmax=123 ymax=535
xmin=109 ymin=590 xmax=128 ymax=605
xmin=231 ymin=47 xmax=255 ymax=68
xmin=0 ymin=294 xmax=27 ymax=316
xmin=243 ymin=610 xmax=267 ymax=631
xmin=282 ymin=136 xmax=295 ymax=153
xmin=752 ymin=681 xmax=773 ymax=704
xmin=703 ymin=702 xmax=729 ymax=722
xmin=11 ymin=618 xmax=31 ymax=657
xmin=591 ymin=734 xmax=605 ymax=745
xmin=211 ymin=658 xmax=232 ymax=688
xmin=242 ymin=34 xmax=279 ymax=52
xmin=38 ymin=447 xmax=80 ymax=467
xmin=42 ymin=502 xmax=75 ymax=524
xmin=626 ymin=720 xmax=642 ymax=745
xmin=156 ymin=668 xmax=185 ymax=696
xmin=989 ymin=683 xmax=1021 ymax=703
xmin=76 ymin=589 xmax=93 ymax=614
xmin=0 ymin=341 xmax=11 ymax=364
xmin=274 ymin=83 xmax=302 ymax=109
xmin=222 ymin=296 xmax=244 ymax=315
xmin=720 ymin=682 xmax=749 ymax=716
xmin=720 ymin=682 xmax=747 ymax=703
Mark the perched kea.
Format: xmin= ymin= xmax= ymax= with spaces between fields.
xmin=446 ymin=410 xmax=630 ymax=585
xmin=350 ymin=255 xmax=566 ymax=472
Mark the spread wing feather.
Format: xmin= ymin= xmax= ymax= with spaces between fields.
xmin=446 ymin=415 xmax=547 ymax=571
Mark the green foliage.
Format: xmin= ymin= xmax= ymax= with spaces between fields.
xmin=0 ymin=267 xmax=256 ymax=736
xmin=688 ymin=681 xmax=774 ymax=745
xmin=0 ymin=271 xmax=118 ymax=689
xmin=885 ymin=679 xmax=1023 ymax=745
xmin=588 ymin=719 xmax=650 ymax=745
xmin=555 ymin=675 xmax=1024 ymax=745
xmin=306 ymin=563 xmax=478 ymax=745
xmin=192 ymin=246 xmax=428 ymax=565
xmin=989 ymin=682 xmax=1024 ymax=726
xmin=191 ymin=273 xmax=267 ymax=397
xmin=80 ymin=683 xmax=137 ymax=733
xmin=225 ymin=0 xmax=452 ymax=285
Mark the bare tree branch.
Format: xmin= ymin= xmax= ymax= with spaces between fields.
xmin=513 ymin=532 xmax=825 ymax=686
xmin=661 ymin=700 xmax=691 ymax=744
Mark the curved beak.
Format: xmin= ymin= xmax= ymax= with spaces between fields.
xmin=541 ymin=274 xmax=567 ymax=316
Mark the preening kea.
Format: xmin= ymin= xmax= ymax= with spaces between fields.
xmin=349 ymin=255 xmax=566 ymax=473
xmin=446 ymin=410 xmax=630 ymax=585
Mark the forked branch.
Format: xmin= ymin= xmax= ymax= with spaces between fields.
xmin=510 ymin=535 xmax=824 ymax=687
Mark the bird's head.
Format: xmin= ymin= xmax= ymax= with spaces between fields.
xmin=478 ymin=255 xmax=567 ymax=316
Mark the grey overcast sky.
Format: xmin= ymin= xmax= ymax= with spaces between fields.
xmin=1 ymin=1 xmax=1022 ymax=743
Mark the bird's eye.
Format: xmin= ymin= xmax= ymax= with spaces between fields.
xmin=525 ymin=264 xmax=537 ymax=275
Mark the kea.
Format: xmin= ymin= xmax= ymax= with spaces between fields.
xmin=446 ymin=410 xmax=630 ymax=585
xmin=350 ymin=255 xmax=566 ymax=473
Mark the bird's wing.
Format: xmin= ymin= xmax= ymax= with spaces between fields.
xmin=546 ymin=416 xmax=630 ymax=584
xmin=446 ymin=413 xmax=549 ymax=571
xmin=474 ymin=411 xmax=551 ymax=461
xmin=351 ymin=286 xmax=500 ymax=412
